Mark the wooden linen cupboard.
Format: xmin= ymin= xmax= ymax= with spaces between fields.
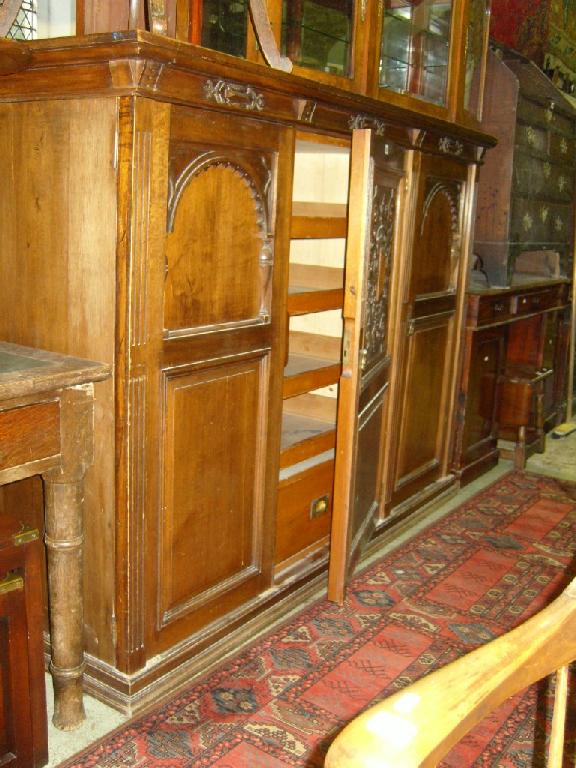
xmin=0 ymin=1 xmax=494 ymax=714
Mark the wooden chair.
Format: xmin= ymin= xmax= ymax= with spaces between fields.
xmin=325 ymin=577 xmax=576 ymax=767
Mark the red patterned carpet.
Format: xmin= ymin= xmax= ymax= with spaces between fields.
xmin=63 ymin=472 xmax=576 ymax=767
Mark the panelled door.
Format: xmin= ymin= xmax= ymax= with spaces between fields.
xmin=124 ymin=99 xmax=292 ymax=660
xmin=387 ymin=152 xmax=467 ymax=509
xmin=328 ymin=129 xmax=404 ymax=604
xmin=154 ymin=107 xmax=291 ymax=652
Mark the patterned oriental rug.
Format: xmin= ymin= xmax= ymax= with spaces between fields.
xmin=62 ymin=472 xmax=576 ymax=767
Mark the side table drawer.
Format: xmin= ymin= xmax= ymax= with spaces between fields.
xmin=514 ymin=286 xmax=566 ymax=315
xmin=0 ymin=401 xmax=60 ymax=471
xmin=477 ymin=296 xmax=512 ymax=325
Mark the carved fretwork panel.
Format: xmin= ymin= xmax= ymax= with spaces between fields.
xmin=328 ymin=132 xmax=404 ymax=605
xmin=411 ymin=178 xmax=462 ymax=297
xmin=164 ymin=142 xmax=275 ymax=335
xmin=158 ymin=353 xmax=269 ymax=637
xmin=362 ymin=181 xmax=396 ymax=377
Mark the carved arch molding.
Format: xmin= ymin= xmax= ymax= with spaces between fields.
xmin=0 ymin=0 xmax=22 ymax=36
xmin=164 ymin=144 xmax=276 ymax=333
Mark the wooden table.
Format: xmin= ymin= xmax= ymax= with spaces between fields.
xmin=0 ymin=342 xmax=110 ymax=731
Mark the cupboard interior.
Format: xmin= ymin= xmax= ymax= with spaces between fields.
xmin=276 ymin=134 xmax=350 ymax=577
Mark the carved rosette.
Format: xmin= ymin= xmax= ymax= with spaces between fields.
xmin=362 ymin=182 xmax=396 ymax=372
xmin=349 ymin=114 xmax=387 ymax=136
xmin=204 ymin=79 xmax=265 ymax=112
xmin=438 ymin=136 xmax=464 ymax=156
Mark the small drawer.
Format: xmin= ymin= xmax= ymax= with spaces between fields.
xmin=477 ymin=295 xmax=512 ymax=325
xmin=276 ymin=458 xmax=334 ymax=565
xmin=0 ymin=401 xmax=60 ymax=471
xmin=514 ymin=288 xmax=558 ymax=315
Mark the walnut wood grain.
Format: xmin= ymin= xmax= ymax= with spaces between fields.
xmin=0 ymin=39 xmax=31 ymax=75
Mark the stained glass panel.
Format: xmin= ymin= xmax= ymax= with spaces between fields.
xmin=5 ymin=0 xmax=36 ymax=39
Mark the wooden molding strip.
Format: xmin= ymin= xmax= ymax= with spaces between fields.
xmin=248 ymin=0 xmax=292 ymax=73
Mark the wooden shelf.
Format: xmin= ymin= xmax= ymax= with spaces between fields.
xmin=287 ymin=287 xmax=344 ymax=315
xmin=291 ymin=202 xmax=348 ymax=239
xmin=287 ymin=264 xmax=344 ymax=315
xmin=280 ymin=412 xmax=336 ymax=469
xmin=283 ymin=354 xmax=341 ymax=398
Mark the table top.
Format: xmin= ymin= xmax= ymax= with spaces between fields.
xmin=0 ymin=342 xmax=110 ymax=401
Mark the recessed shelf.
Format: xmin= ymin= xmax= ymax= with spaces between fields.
xmin=283 ymin=354 xmax=341 ymax=398
xmin=291 ymin=202 xmax=348 ymax=239
xmin=280 ymin=412 xmax=336 ymax=469
xmin=287 ymin=288 xmax=344 ymax=315
xmin=287 ymin=264 xmax=344 ymax=315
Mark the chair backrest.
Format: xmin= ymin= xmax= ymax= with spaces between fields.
xmin=325 ymin=577 xmax=576 ymax=767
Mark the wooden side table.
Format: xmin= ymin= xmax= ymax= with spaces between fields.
xmin=0 ymin=342 xmax=110 ymax=731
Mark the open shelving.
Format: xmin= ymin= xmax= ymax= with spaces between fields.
xmin=275 ymin=133 xmax=350 ymax=576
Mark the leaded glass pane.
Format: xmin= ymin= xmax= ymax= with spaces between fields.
xmin=5 ymin=0 xmax=36 ymax=40
xmin=379 ymin=0 xmax=452 ymax=106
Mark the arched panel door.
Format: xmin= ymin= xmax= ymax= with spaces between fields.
xmin=133 ymin=105 xmax=293 ymax=656
xmin=328 ymin=129 xmax=404 ymax=604
xmin=389 ymin=153 xmax=467 ymax=510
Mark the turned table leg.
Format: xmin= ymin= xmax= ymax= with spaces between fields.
xmin=43 ymin=475 xmax=86 ymax=730
xmin=42 ymin=385 xmax=94 ymax=731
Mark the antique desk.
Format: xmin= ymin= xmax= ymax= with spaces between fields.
xmin=453 ymin=280 xmax=570 ymax=483
xmin=0 ymin=343 xmax=110 ymax=735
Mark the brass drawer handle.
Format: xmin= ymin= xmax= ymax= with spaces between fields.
xmin=0 ymin=572 xmax=24 ymax=595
